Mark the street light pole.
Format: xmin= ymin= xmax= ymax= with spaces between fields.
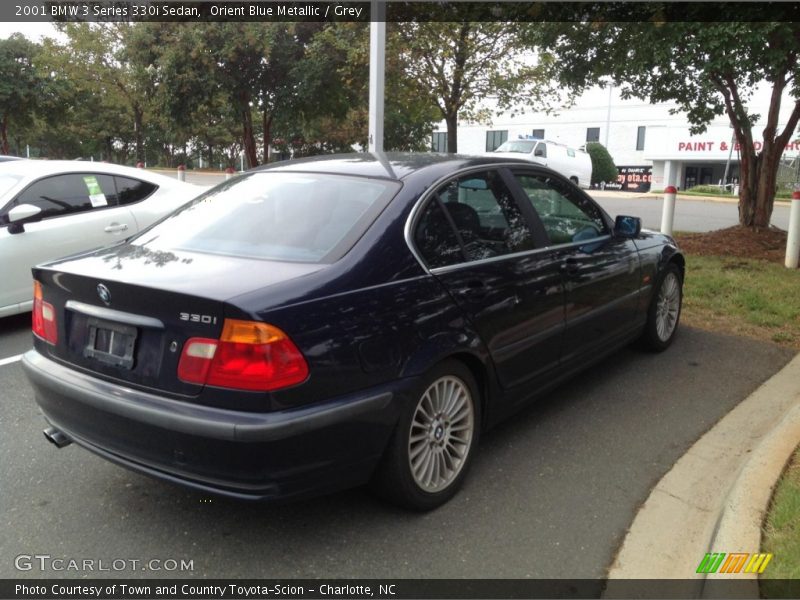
xmin=368 ymin=0 xmax=386 ymax=153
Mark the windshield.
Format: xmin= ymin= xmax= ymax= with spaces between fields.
xmin=130 ymin=172 xmax=399 ymax=263
xmin=495 ymin=140 xmax=536 ymax=153
xmin=0 ymin=174 xmax=23 ymax=200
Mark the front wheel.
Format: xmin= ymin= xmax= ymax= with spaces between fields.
xmin=640 ymin=263 xmax=683 ymax=351
xmin=370 ymin=360 xmax=480 ymax=511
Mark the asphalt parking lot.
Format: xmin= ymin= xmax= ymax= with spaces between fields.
xmin=0 ymin=317 xmax=792 ymax=579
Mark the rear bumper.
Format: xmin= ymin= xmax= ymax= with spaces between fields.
xmin=23 ymin=350 xmax=405 ymax=501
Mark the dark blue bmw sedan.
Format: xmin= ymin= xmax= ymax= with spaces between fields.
xmin=22 ymin=153 xmax=684 ymax=510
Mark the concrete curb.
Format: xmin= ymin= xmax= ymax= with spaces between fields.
xmin=604 ymin=352 xmax=800 ymax=592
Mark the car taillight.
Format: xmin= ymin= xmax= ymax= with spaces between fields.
xmin=177 ymin=319 xmax=309 ymax=391
xmin=32 ymin=281 xmax=58 ymax=344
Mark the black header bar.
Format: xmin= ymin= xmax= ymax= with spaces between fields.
xmin=3 ymin=1 xmax=800 ymax=23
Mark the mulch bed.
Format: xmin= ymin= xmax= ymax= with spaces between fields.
xmin=673 ymin=226 xmax=790 ymax=264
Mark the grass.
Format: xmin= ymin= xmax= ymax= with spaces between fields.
xmin=681 ymin=255 xmax=800 ymax=349
xmin=761 ymin=447 xmax=800 ymax=595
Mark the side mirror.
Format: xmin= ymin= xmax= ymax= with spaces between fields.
xmin=534 ymin=148 xmax=545 ymax=157
xmin=614 ymin=215 xmax=641 ymax=238
xmin=7 ymin=204 xmax=42 ymax=235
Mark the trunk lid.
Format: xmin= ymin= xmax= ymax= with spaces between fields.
xmin=35 ymin=243 xmax=324 ymax=400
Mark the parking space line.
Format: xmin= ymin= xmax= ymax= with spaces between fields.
xmin=0 ymin=354 xmax=23 ymax=367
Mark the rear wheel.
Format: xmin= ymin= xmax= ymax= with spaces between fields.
xmin=640 ymin=263 xmax=683 ymax=351
xmin=371 ymin=360 xmax=480 ymax=510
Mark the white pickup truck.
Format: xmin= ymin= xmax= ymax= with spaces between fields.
xmin=492 ymin=138 xmax=593 ymax=189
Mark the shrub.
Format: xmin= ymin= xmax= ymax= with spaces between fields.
xmin=585 ymin=142 xmax=618 ymax=185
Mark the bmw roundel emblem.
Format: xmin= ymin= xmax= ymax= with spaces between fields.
xmin=97 ymin=284 xmax=111 ymax=305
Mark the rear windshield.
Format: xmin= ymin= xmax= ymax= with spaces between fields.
xmin=130 ymin=172 xmax=399 ymax=263
xmin=495 ymin=140 xmax=536 ymax=153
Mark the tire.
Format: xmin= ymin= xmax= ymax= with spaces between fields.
xmin=370 ymin=359 xmax=481 ymax=511
xmin=640 ymin=262 xmax=683 ymax=351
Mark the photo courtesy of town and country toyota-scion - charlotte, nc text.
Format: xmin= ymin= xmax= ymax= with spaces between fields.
xmin=14 ymin=583 xmax=395 ymax=598
xmin=14 ymin=3 xmax=366 ymax=19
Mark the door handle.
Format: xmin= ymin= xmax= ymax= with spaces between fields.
xmin=560 ymin=257 xmax=580 ymax=275
xmin=104 ymin=223 xmax=129 ymax=234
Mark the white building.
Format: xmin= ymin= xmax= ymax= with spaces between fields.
xmin=434 ymin=84 xmax=800 ymax=192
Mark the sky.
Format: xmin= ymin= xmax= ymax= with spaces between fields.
xmin=0 ymin=22 xmax=64 ymax=41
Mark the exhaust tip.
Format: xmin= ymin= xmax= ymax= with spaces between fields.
xmin=43 ymin=427 xmax=72 ymax=449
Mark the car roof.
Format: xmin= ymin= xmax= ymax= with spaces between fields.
xmin=253 ymin=152 xmax=539 ymax=182
xmin=0 ymin=160 xmax=183 ymax=186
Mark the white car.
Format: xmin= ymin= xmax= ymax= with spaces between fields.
xmin=0 ymin=160 xmax=204 ymax=317
xmin=492 ymin=139 xmax=593 ymax=189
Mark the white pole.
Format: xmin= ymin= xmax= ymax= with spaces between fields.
xmin=368 ymin=0 xmax=385 ymax=153
xmin=786 ymin=190 xmax=800 ymax=269
xmin=26 ymin=144 xmax=30 ymax=158
xmin=604 ymin=83 xmax=612 ymax=147
xmin=661 ymin=185 xmax=677 ymax=236
xmin=240 ymin=154 xmax=244 ymax=172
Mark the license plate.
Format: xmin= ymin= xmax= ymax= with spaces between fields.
xmin=83 ymin=318 xmax=137 ymax=370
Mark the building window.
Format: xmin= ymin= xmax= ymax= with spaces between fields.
xmin=532 ymin=128 xmax=545 ymax=139
xmin=431 ymin=132 xmax=448 ymax=153
xmin=636 ymin=126 xmax=646 ymax=151
xmin=485 ymin=130 xmax=508 ymax=152
xmin=586 ymin=127 xmax=600 ymax=143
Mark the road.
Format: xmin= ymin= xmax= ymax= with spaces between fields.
xmin=0 ymin=315 xmax=792 ymax=579
xmin=589 ymin=191 xmax=791 ymax=233
xmin=157 ymin=169 xmax=793 ymax=233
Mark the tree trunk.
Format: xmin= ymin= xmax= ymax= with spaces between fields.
xmin=105 ymin=136 xmax=114 ymax=162
xmin=239 ymin=91 xmax=258 ymax=168
xmin=133 ymin=106 xmax=144 ymax=163
xmin=0 ymin=113 xmax=9 ymax=155
xmin=445 ymin=113 xmax=458 ymax=153
xmin=738 ymin=144 xmax=780 ymax=229
xmin=262 ymin=109 xmax=273 ymax=164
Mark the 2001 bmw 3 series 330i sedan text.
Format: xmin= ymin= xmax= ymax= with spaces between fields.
xmin=22 ymin=153 xmax=684 ymax=510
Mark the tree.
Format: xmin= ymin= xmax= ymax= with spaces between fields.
xmin=397 ymin=21 xmax=555 ymax=153
xmin=535 ymin=21 xmax=800 ymax=228
xmin=585 ymin=143 xmax=617 ymax=186
xmin=149 ymin=23 xmax=324 ymax=168
xmin=0 ymin=35 xmax=42 ymax=155
xmin=51 ymin=23 xmax=158 ymax=163
xmin=291 ymin=23 xmax=440 ymax=154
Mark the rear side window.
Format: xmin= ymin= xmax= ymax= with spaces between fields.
xmin=132 ymin=172 xmax=399 ymax=263
xmin=413 ymin=170 xmax=536 ymax=269
xmin=114 ymin=176 xmax=157 ymax=205
xmin=414 ymin=200 xmax=464 ymax=269
xmin=6 ymin=173 xmax=117 ymax=222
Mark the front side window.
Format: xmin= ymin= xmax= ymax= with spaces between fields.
xmin=131 ymin=172 xmax=398 ymax=263
xmin=513 ymin=173 xmax=607 ymax=246
xmin=4 ymin=173 xmax=117 ymax=223
xmin=414 ymin=170 xmax=535 ymax=268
